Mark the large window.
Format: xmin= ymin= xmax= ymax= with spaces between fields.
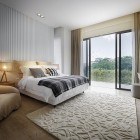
xmin=82 ymin=30 xmax=132 ymax=90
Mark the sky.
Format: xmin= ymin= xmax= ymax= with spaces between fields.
xmin=90 ymin=32 xmax=132 ymax=61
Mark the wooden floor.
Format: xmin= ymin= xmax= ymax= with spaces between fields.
xmin=0 ymin=93 xmax=140 ymax=140
xmin=0 ymin=95 xmax=58 ymax=140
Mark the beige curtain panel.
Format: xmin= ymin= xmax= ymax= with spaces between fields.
xmin=71 ymin=29 xmax=81 ymax=75
xmin=134 ymin=12 xmax=140 ymax=83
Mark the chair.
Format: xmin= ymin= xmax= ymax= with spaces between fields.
xmin=0 ymin=86 xmax=21 ymax=120
xmin=132 ymin=83 xmax=140 ymax=99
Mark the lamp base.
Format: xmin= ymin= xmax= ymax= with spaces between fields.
xmin=0 ymin=71 xmax=7 ymax=82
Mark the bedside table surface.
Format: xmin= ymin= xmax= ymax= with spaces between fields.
xmin=0 ymin=81 xmax=15 ymax=87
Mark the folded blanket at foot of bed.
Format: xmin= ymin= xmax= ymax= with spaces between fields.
xmin=38 ymin=75 xmax=89 ymax=97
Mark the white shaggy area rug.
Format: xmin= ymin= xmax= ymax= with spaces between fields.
xmin=27 ymin=92 xmax=138 ymax=140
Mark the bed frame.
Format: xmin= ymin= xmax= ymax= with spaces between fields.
xmin=14 ymin=60 xmax=89 ymax=105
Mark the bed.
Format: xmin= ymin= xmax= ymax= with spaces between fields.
xmin=15 ymin=60 xmax=89 ymax=105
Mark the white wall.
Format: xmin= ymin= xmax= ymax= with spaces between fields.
xmin=54 ymin=27 xmax=71 ymax=75
xmin=0 ymin=3 xmax=54 ymax=62
xmin=54 ymin=27 xmax=64 ymax=71
xmin=63 ymin=29 xmax=71 ymax=75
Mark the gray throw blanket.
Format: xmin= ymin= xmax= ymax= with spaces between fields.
xmin=38 ymin=75 xmax=89 ymax=97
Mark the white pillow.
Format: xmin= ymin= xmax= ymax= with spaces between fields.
xmin=20 ymin=65 xmax=42 ymax=77
xmin=57 ymin=70 xmax=65 ymax=76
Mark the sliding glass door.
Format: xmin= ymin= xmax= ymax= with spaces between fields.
xmin=82 ymin=39 xmax=91 ymax=84
xmin=82 ymin=30 xmax=132 ymax=90
xmin=116 ymin=30 xmax=132 ymax=90
xmin=90 ymin=34 xmax=115 ymax=88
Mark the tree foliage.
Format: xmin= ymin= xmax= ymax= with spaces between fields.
xmin=92 ymin=58 xmax=115 ymax=70
xmin=89 ymin=56 xmax=132 ymax=84
xmin=120 ymin=56 xmax=132 ymax=70
xmin=92 ymin=56 xmax=132 ymax=71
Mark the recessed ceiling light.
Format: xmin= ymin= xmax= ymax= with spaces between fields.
xmin=37 ymin=13 xmax=45 ymax=18
xmin=37 ymin=13 xmax=41 ymax=16
xmin=40 ymin=15 xmax=45 ymax=18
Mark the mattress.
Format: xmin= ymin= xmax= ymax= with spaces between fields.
xmin=18 ymin=76 xmax=89 ymax=105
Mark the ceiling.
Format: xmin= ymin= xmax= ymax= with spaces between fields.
xmin=0 ymin=0 xmax=140 ymax=30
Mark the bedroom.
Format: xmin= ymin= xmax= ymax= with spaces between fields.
xmin=0 ymin=0 xmax=140 ymax=139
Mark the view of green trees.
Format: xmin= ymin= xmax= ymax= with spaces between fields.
xmin=91 ymin=56 xmax=132 ymax=84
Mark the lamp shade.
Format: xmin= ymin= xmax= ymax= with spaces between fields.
xmin=0 ymin=62 xmax=13 ymax=72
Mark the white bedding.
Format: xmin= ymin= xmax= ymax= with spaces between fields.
xmin=18 ymin=76 xmax=89 ymax=105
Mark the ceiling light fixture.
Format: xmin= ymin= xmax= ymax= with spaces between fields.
xmin=37 ymin=13 xmax=41 ymax=16
xmin=37 ymin=13 xmax=45 ymax=18
xmin=40 ymin=15 xmax=44 ymax=18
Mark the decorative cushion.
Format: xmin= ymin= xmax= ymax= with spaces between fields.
xmin=30 ymin=68 xmax=46 ymax=78
xmin=40 ymin=65 xmax=59 ymax=74
xmin=46 ymin=68 xmax=58 ymax=76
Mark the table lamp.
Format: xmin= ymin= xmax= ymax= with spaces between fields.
xmin=0 ymin=62 xmax=12 ymax=83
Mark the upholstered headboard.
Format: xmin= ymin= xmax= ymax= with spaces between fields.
xmin=13 ymin=60 xmax=59 ymax=78
xmin=13 ymin=60 xmax=37 ymax=76
xmin=36 ymin=61 xmax=51 ymax=65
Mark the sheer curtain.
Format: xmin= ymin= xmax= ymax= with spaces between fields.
xmin=134 ymin=12 xmax=140 ymax=83
xmin=71 ymin=29 xmax=81 ymax=75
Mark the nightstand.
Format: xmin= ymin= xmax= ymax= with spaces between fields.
xmin=0 ymin=81 xmax=15 ymax=87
